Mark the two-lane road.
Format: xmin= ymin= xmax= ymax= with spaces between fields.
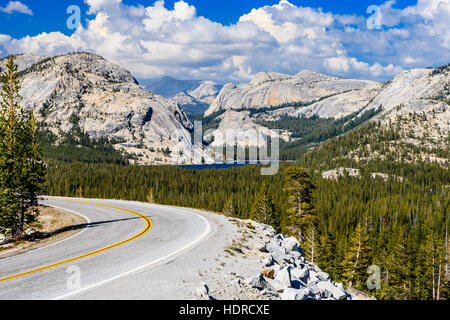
xmin=0 ymin=197 xmax=213 ymax=300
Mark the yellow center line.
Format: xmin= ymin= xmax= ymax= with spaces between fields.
xmin=0 ymin=198 xmax=153 ymax=283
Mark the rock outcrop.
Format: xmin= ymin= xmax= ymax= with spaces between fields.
xmin=254 ymin=86 xmax=380 ymax=120
xmin=222 ymin=220 xmax=352 ymax=301
xmin=205 ymin=70 xmax=380 ymax=117
xmin=206 ymin=110 xmax=290 ymax=149
xmin=322 ymin=168 xmax=404 ymax=182
xmin=5 ymin=52 xmax=207 ymax=165
xmin=367 ymin=67 xmax=450 ymax=148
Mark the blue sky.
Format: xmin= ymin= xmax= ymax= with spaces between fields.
xmin=0 ymin=0 xmax=448 ymax=82
xmin=1 ymin=0 xmax=418 ymax=38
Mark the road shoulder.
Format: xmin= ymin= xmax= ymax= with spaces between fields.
xmin=0 ymin=206 xmax=88 ymax=260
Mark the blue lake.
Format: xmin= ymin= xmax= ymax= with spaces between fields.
xmin=179 ymin=163 xmax=252 ymax=170
xmin=178 ymin=161 xmax=285 ymax=170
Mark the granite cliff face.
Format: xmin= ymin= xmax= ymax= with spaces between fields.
xmin=205 ymin=70 xmax=380 ymax=117
xmin=3 ymin=53 xmax=204 ymax=165
xmin=207 ymin=110 xmax=290 ymax=149
xmin=205 ymin=65 xmax=449 ymax=150
xmin=367 ymin=67 xmax=450 ymax=150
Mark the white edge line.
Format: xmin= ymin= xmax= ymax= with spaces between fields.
xmin=0 ymin=204 xmax=91 ymax=262
xmin=52 ymin=206 xmax=213 ymax=300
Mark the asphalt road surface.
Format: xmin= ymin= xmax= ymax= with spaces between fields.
xmin=0 ymin=197 xmax=214 ymax=300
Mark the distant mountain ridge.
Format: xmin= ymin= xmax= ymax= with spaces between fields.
xmin=205 ymin=70 xmax=380 ymax=117
xmin=139 ymin=76 xmax=223 ymax=115
xmin=4 ymin=52 xmax=448 ymax=165
xmin=139 ymin=76 xmax=203 ymax=98
xmin=204 ymin=65 xmax=449 ymax=156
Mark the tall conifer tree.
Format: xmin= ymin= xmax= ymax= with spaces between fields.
xmin=250 ymin=182 xmax=279 ymax=230
xmin=283 ymin=166 xmax=316 ymax=242
xmin=0 ymin=55 xmax=45 ymax=236
xmin=383 ymin=227 xmax=412 ymax=300
xmin=342 ymin=222 xmax=372 ymax=289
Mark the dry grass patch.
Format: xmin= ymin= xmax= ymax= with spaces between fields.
xmin=0 ymin=206 xmax=87 ymax=258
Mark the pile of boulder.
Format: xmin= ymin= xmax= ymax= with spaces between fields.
xmin=244 ymin=224 xmax=350 ymax=301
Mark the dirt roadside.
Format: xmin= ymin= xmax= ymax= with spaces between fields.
xmin=0 ymin=206 xmax=87 ymax=259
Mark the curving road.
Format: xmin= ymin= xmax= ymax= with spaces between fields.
xmin=0 ymin=197 xmax=215 ymax=300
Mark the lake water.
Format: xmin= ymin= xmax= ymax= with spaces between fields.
xmin=178 ymin=161 xmax=286 ymax=170
xmin=179 ymin=163 xmax=253 ymax=170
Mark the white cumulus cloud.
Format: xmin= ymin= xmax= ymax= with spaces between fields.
xmin=0 ymin=0 xmax=448 ymax=83
xmin=0 ymin=1 xmax=33 ymax=15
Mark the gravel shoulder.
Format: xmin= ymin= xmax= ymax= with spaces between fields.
xmin=0 ymin=206 xmax=88 ymax=259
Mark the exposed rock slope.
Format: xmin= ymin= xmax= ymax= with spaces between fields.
xmin=367 ymin=67 xmax=450 ymax=149
xmin=205 ymin=70 xmax=380 ymax=117
xmin=206 ymin=65 xmax=449 ymax=153
xmin=255 ymin=87 xmax=380 ymax=121
xmin=0 ymin=53 xmax=46 ymax=73
xmin=5 ymin=52 xmax=205 ymax=164
xmin=207 ymin=110 xmax=290 ymax=149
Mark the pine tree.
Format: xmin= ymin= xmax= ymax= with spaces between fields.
xmin=223 ymin=195 xmax=238 ymax=217
xmin=250 ymin=181 xmax=279 ymax=230
xmin=0 ymin=55 xmax=45 ymax=236
xmin=383 ymin=226 xmax=412 ymax=300
xmin=147 ymin=187 xmax=155 ymax=203
xmin=0 ymin=55 xmax=24 ymax=235
xmin=342 ymin=222 xmax=372 ymax=289
xmin=17 ymin=112 xmax=46 ymax=231
xmin=303 ymin=223 xmax=320 ymax=264
xmin=318 ymin=232 xmax=340 ymax=280
xmin=283 ymin=166 xmax=316 ymax=242
xmin=418 ymin=232 xmax=448 ymax=300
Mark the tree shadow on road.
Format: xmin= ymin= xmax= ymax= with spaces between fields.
xmin=34 ymin=216 xmax=142 ymax=240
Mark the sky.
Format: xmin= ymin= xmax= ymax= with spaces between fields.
xmin=0 ymin=0 xmax=449 ymax=83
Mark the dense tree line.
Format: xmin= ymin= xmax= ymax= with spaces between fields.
xmin=40 ymin=127 xmax=129 ymax=165
xmin=44 ymin=146 xmax=449 ymax=300
xmin=257 ymin=108 xmax=381 ymax=141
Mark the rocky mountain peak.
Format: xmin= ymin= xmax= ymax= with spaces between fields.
xmin=292 ymin=70 xmax=337 ymax=83
xmin=188 ymin=80 xmax=222 ymax=101
xmin=250 ymin=72 xmax=291 ymax=86
xmin=0 ymin=53 xmax=47 ymax=73
xmin=10 ymin=52 xmax=204 ymax=165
